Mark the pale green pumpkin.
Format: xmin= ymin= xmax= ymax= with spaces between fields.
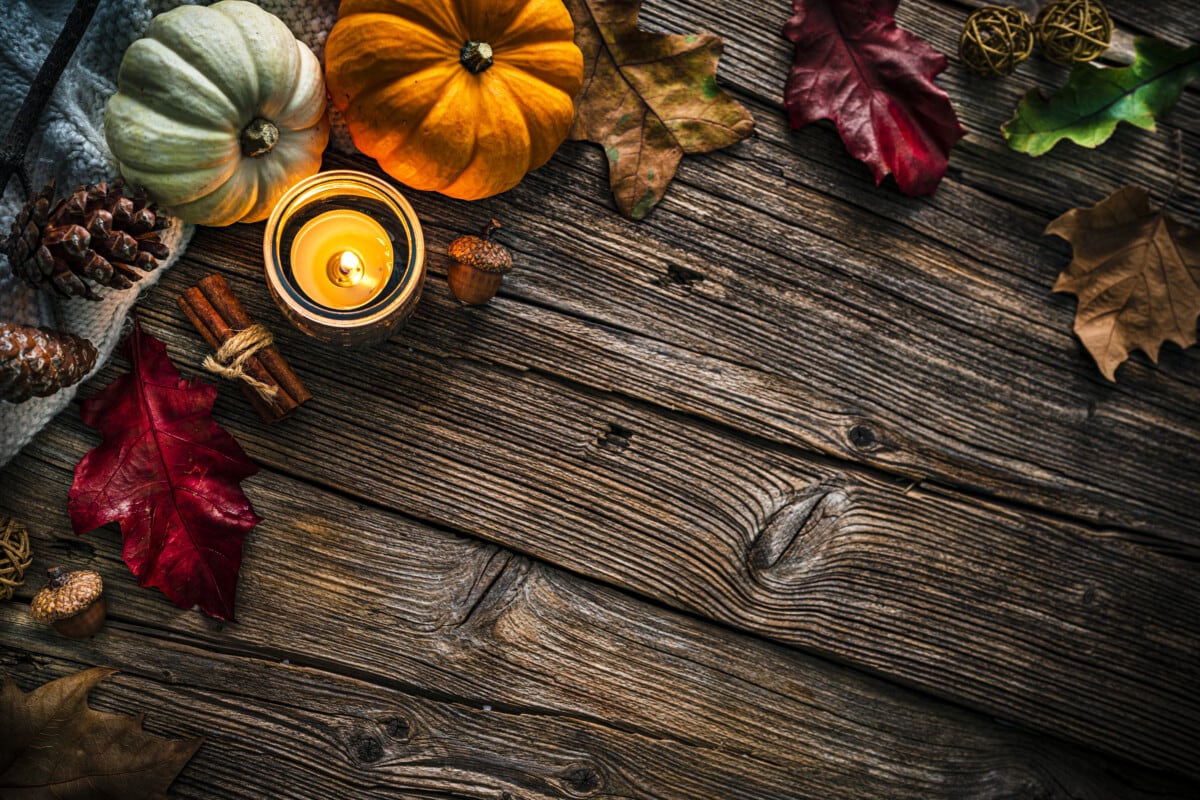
xmin=104 ymin=0 xmax=329 ymax=226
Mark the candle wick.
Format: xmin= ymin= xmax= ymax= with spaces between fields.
xmin=327 ymin=250 xmax=365 ymax=288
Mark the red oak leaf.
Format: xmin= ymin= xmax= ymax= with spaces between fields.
xmin=782 ymin=0 xmax=964 ymax=196
xmin=69 ymin=320 xmax=260 ymax=620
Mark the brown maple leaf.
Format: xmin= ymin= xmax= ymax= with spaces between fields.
xmin=1 ymin=668 xmax=202 ymax=799
xmin=1048 ymin=185 xmax=1200 ymax=380
xmin=565 ymin=0 xmax=755 ymax=220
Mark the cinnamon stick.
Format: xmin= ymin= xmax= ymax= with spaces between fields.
xmin=196 ymin=276 xmax=310 ymax=406
xmin=177 ymin=274 xmax=311 ymax=423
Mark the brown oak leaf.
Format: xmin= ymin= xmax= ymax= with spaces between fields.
xmin=1048 ymin=185 xmax=1200 ymax=380
xmin=565 ymin=0 xmax=755 ymax=220
xmin=1 ymin=668 xmax=202 ymax=799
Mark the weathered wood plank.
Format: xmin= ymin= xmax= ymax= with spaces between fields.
xmin=1 ymin=439 xmax=1193 ymax=799
xmin=117 ymin=0 xmax=1200 ymax=548
xmin=539 ymin=115 xmax=1200 ymax=538
xmin=501 ymin=139 xmax=1200 ymax=541
xmin=3 ymin=638 xmax=912 ymax=800
xmin=3 ymin=2 xmax=1196 ymax=795
xmin=185 ymin=131 xmax=1200 ymax=556
xmin=642 ymin=0 xmax=1200 ymax=288
xmin=600 ymin=0 xmax=1200 ymax=232
xmin=329 ymin=0 xmax=1200 ymax=543
xmin=44 ymin=256 xmax=1200 ymax=780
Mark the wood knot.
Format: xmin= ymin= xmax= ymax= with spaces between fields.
xmin=561 ymin=765 xmax=602 ymax=795
xmin=749 ymin=487 xmax=848 ymax=580
xmin=848 ymin=420 xmax=893 ymax=453
xmin=597 ymin=422 xmax=632 ymax=452
xmin=350 ymin=734 xmax=384 ymax=764
xmin=658 ymin=262 xmax=705 ymax=289
xmin=385 ymin=717 xmax=411 ymax=741
xmin=848 ymin=422 xmax=879 ymax=450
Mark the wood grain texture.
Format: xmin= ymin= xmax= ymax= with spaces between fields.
xmin=42 ymin=250 xmax=1198 ymax=780
xmin=111 ymin=1 xmax=1200 ymax=547
xmin=639 ymin=0 xmax=1200 ymax=213
xmin=175 ymin=129 xmax=1200 ymax=553
xmin=537 ymin=0 xmax=1200 ymax=543
xmin=3 ymin=0 xmax=1199 ymax=796
xmin=1 ymin=443 xmax=1192 ymax=799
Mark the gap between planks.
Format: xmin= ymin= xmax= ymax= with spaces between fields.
xmin=36 ymin=291 xmax=1200 ymax=781
xmin=3 ymin=458 xmax=1197 ymax=800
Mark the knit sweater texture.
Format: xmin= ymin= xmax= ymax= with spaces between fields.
xmin=0 ymin=0 xmax=340 ymax=466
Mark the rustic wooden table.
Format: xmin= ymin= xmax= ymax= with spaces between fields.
xmin=3 ymin=0 xmax=1199 ymax=797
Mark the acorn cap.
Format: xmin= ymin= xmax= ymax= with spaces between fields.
xmin=30 ymin=567 xmax=103 ymax=623
xmin=448 ymin=219 xmax=513 ymax=274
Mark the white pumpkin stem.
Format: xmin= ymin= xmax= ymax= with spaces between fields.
xmin=0 ymin=0 xmax=102 ymax=197
xmin=240 ymin=118 xmax=280 ymax=158
xmin=460 ymin=41 xmax=495 ymax=74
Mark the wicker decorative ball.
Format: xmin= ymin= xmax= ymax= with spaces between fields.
xmin=0 ymin=517 xmax=33 ymax=601
xmin=1035 ymin=0 xmax=1112 ymax=63
xmin=960 ymin=6 xmax=1035 ymax=76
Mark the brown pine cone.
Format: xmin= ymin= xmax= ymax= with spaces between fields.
xmin=0 ymin=323 xmax=98 ymax=404
xmin=4 ymin=180 xmax=170 ymax=300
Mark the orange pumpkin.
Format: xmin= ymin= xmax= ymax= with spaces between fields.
xmin=325 ymin=0 xmax=583 ymax=200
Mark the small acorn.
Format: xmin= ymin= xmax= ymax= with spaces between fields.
xmin=446 ymin=219 xmax=513 ymax=305
xmin=30 ymin=566 xmax=106 ymax=638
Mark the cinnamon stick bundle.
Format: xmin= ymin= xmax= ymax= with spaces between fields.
xmin=178 ymin=274 xmax=311 ymax=423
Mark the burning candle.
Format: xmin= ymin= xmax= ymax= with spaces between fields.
xmin=264 ymin=171 xmax=425 ymax=346
xmin=290 ymin=209 xmax=393 ymax=310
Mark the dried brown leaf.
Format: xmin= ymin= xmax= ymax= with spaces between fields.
xmin=1048 ymin=185 xmax=1200 ymax=380
xmin=0 ymin=667 xmax=202 ymax=799
xmin=565 ymin=0 xmax=754 ymax=220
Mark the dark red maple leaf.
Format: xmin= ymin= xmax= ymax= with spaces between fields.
xmin=782 ymin=0 xmax=964 ymax=196
xmin=69 ymin=320 xmax=260 ymax=620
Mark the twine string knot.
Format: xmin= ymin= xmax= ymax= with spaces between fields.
xmin=202 ymin=324 xmax=279 ymax=401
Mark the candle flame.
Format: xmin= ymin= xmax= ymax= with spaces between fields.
xmin=338 ymin=250 xmax=360 ymax=274
xmin=326 ymin=249 xmax=366 ymax=288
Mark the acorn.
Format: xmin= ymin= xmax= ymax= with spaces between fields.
xmin=446 ymin=219 xmax=513 ymax=305
xmin=30 ymin=566 xmax=106 ymax=638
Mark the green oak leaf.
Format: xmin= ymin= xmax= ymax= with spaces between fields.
xmin=1002 ymin=38 xmax=1200 ymax=156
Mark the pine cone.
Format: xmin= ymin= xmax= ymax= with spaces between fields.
xmin=4 ymin=180 xmax=170 ymax=300
xmin=0 ymin=323 xmax=98 ymax=404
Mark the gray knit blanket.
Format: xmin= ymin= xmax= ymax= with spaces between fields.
xmin=0 ymin=0 xmax=340 ymax=467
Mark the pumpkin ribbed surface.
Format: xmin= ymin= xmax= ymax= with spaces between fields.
xmin=325 ymin=0 xmax=583 ymax=200
xmin=104 ymin=1 xmax=330 ymax=226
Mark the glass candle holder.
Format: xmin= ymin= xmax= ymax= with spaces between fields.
xmin=263 ymin=170 xmax=426 ymax=346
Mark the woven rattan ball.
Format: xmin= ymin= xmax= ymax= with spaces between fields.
xmin=1035 ymin=0 xmax=1112 ymax=63
xmin=0 ymin=517 xmax=33 ymax=601
xmin=960 ymin=6 xmax=1035 ymax=76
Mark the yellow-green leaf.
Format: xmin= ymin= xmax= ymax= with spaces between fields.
xmin=1003 ymin=39 xmax=1200 ymax=156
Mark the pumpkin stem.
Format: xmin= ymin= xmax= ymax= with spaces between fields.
xmin=460 ymin=41 xmax=494 ymax=74
xmin=240 ymin=118 xmax=279 ymax=158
